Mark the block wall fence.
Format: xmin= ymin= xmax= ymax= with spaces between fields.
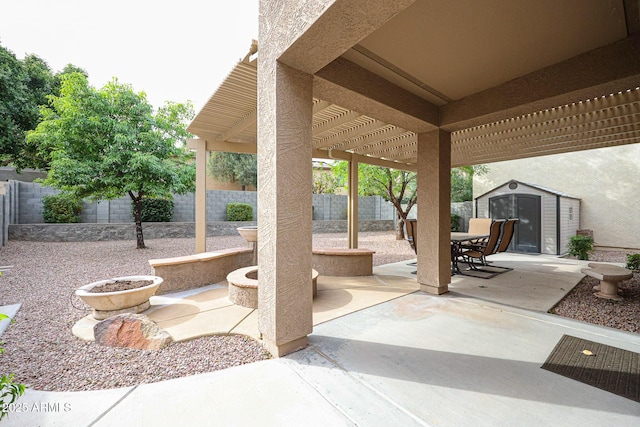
xmin=7 ymin=181 xmax=396 ymax=224
xmin=0 ymin=180 xmax=472 ymax=244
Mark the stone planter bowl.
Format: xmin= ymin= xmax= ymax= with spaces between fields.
xmin=75 ymin=275 xmax=163 ymax=320
xmin=236 ymin=226 xmax=258 ymax=243
xmin=237 ymin=226 xmax=258 ymax=264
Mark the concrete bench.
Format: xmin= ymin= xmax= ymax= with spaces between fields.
xmin=149 ymin=247 xmax=253 ymax=294
xmin=312 ymin=247 xmax=375 ymax=276
xmin=227 ymin=266 xmax=319 ymax=309
xmin=581 ymin=262 xmax=633 ymax=301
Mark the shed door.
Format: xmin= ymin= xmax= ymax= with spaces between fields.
xmin=489 ymin=194 xmax=541 ymax=253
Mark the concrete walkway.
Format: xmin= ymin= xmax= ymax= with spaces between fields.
xmin=5 ymin=254 xmax=640 ymax=426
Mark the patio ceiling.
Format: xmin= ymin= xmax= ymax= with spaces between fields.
xmin=187 ymin=0 xmax=640 ymax=169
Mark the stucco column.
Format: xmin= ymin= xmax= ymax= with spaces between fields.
xmin=257 ymin=61 xmax=314 ymax=357
xmin=416 ymin=130 xmax=451 ymax=294
xmin=194 ymin=139 xmax=207 ymax=254
xmin=348 ymin=158 xmax=358 ymax=248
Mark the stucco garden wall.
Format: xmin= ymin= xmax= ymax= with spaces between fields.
xmin=474 ymin=144 xmax=640 ymax=250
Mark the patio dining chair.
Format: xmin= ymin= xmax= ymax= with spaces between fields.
xmin=495 ymin=218 xmax=518 ymax=253
xmin=405 ymin=219 xmax=418 ymax=273
xmin=467 ymin=217 xmax=492 ymax=236
xmin=457 ymin=219 xmax=505 ymax=270
xmin=405 ymin=219 xmax=417 ymax=255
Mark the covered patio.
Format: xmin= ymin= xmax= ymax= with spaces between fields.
xmin=72 ymin=252 xmax=587 ymax=342
xmin=187 ymin=0 xmax=640 ymax=356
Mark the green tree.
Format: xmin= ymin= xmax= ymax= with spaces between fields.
xmin=451 ymin=165 xmax=488 ymax=202
xmin=312 ymin=172 xmax=339 ymax=194
xmin=333 ymin=161 xmax=416 ymax=240
xmin=207 ymin=152 xmax=257 ymax=190
xmin=0 ymin=44 xmax=33 ymax=166
xmin=0 ymin=42 xmax=88 ymax=169
xmin=51 ymin=64 xmax=88 ymax=96
xmin=333 ymin=162 xmax=490 ymax=239
xmin=28 ymin=73 xmax=196 ymax=249
xmin=19 ymin=63 xmax=89 ymax=170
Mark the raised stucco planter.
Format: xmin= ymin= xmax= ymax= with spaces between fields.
xmin=227 ymin=266 xmax=319 ymax=309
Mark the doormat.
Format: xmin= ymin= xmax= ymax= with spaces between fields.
xmin=541 ymin=334 xmax=640 ymax=403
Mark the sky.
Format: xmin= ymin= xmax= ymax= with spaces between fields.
xmin=0 ymin=0 xmax=259 ymax=112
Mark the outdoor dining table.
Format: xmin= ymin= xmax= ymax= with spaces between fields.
xmin=450 ymin=232 xmax=489 ymax=275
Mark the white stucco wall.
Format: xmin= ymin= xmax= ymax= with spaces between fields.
xmin=474 ymin=144 xmax=640 ymax=250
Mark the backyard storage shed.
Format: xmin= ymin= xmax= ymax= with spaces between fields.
xmin=475 ymin=180 xmax=581 ymax=255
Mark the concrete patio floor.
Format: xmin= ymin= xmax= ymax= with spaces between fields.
xmin=377 ymin=252 xmax=590 ymax=312
xmin=72 ymin=272 xmax=421 ymax=342
xmin=8 ymin=253 xmax=640 ymax=426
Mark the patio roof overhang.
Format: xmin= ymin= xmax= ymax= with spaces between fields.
xmin=187 ymin=0 xmax=640 ymax=357
xmin=188 ymin=3 xmax=640 ymax=170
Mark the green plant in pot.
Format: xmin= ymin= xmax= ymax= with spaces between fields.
xmin=567 ymin=235 xmax=594 ymax=260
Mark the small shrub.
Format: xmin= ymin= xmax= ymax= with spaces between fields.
xmin=0 ymin=314 xmax=26 ymax=421
xmin=132 ymin=197 xmax=174 ymax=222
xmin=451 ymin=213 xmax=461 ymax=232
xmin=0 ymin=373 xmax=26 ymax=420
xmin=42 ymin=194 xmax=83 ymax=223
xmin=567 ymin=235 xmax=594 ymax=260
xmin=626 ymin=253 xmax=640 ymax=272
xmin=227 ymin=203 xmax=253 ymax=221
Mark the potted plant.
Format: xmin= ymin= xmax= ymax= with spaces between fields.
xmin=567 ymin=235 xmax=594 ymax=260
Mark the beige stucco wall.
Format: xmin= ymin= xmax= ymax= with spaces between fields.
xmin=474 ymin=144 xmax=640 ymax=250
xmin=206 ymin=175 xmax=256 ymax=191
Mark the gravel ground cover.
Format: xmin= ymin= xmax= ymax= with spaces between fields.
xmin=550 ymin=250 xmax=640 ymax=334
xmin=0 ymin=233 xmax=637 ymax=391
xmin=0 ymin=232 xmax=414 ymax=392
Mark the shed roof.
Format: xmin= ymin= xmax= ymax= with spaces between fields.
xmin=475 ymin=179 xmax=581 ymax=200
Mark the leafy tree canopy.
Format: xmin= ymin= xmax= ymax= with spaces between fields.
xmin=28 ymin=73 xmax=195 ymax=248
xmin=333 ymin=162 xmax=489 ymax=239
xmin=333 ymin=161 xmax=416 ymax=239
xmin=451 ymin=165 xmax=488 ymax=202
xmin=0 ymin=44 xmax=33 ymax=166
xmin=0 ymin=41 xmax=88 ymax=169
xmin=312 ymin=171 xmax=339 ymax=194
xmin=207 ymin=152 xmax=257 ymax=191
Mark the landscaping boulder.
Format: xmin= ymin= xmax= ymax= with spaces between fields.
xmin=94 ymin=313 xmax=172 ymax=350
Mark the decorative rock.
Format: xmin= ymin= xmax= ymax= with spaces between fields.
xmin=94 ymin=313 xmax=172 ymax=350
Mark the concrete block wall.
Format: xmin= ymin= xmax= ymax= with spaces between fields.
xmin=6 ymin=182 xmax=395 ymax=226
xmin=0 ymin=193 xmax=5 ymax=245
xmin=17 ymin=182 xmax=57 ymax=224
xmin=80 ymin=200 xmax=97 ymax=223
xmin=8 ymin=220 xmax=395 ymax=242
xmin=109 ymin=198 xmax=135 ymax=223
xmin=0 ymin=167 xmax=47 ymax=182
xmin=206 ymin=190 xmax=258 ymax=221
xmin=451 ymin=201 xmax=473 ymax=232
xmin=312 ymin=194 xmax=349 ymax=220
xmin=173 ymin=193 xmax=195 ymax=222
